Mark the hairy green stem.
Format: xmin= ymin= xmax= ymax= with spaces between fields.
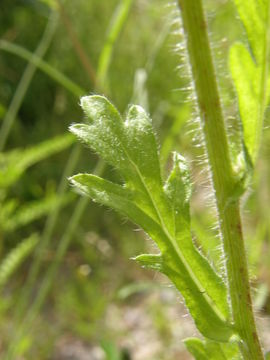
xmin=177 ymin=1 xmax=264 ymax=359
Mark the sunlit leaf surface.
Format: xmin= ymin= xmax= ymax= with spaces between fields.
xmin=70 ymin=95 xmax=235 ymax=341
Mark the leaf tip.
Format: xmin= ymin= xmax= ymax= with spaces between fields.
xmin=68 ymin=123 xmax=81 ymax=135
xmin=172 ymin=151 xmax=189 ymax=172
xmin=127 ymin=104 xmax=151 ymax=124
xmin=68 ymin=173 xmax=86 ymax=188
xmin=80 ymin=94 xmax=106 ymax=109
xmin=133 ymin=253 xmax=163 ymax=271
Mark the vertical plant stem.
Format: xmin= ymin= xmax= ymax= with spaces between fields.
xmin=177 ymin=1 xmax=264 ymax=359
xmin=0 ymin=11 xmax=58 ymax=151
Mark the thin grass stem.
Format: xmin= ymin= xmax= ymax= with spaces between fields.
xmin=0 ymin=12 xmax=58 ymax=151
xmin=56 ymin=0 xmax=97 ymax=86
xmin=0 ymin=40 xmax=84 ymax=98
xmin=97 ymin=0 xmax=133 ymax=92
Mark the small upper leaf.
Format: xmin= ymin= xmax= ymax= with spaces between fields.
xmin=184 ymin=337 xmax=240 ymax=360
xmin=230 ymin=0 xmax=270 ymax=164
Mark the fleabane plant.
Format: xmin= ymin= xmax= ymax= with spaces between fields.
xmin=69 ymin=0 xmax=270 ymax=359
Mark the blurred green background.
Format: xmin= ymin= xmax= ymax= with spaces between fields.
xmin=0 ymin=0 xmax=269 ymax=359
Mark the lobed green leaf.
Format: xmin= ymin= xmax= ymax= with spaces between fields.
xmin=70 ymin=95 xmax=235 ymax=342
